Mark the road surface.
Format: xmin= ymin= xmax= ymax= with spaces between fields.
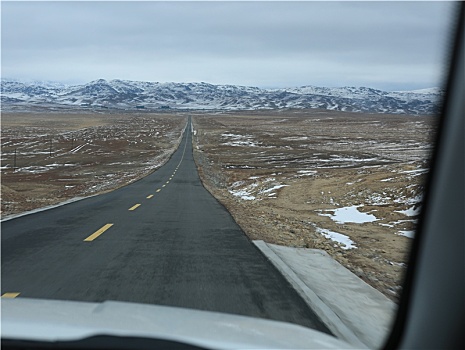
xmin=1 ymin=117 xmax=330 ymax=333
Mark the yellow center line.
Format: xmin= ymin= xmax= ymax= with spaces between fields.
xmin=129 ymin=204 xmax=141 ymax=211
xmin=147 ymin=195 xmax=154 ymax=199
xmin=2 ymin=292 xmax=20 ymax=298
xmin=84 ymin=224 xmax=114 ymax=242
xmin=156 ymin=189 xmax=161 ymax=192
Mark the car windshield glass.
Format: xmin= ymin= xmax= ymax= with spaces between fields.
xmin=1 ymin=1 xmax=457 ymax=349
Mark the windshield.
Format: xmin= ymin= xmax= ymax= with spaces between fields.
xmin=1 ymin=1 xmax=457 ymax=349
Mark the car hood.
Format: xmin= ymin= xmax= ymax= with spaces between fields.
xmin=1 ymin=298 xmax=356 ymax=349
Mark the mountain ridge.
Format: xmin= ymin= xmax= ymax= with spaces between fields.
xmin=1 ymin=78 xmax=443 ymax=115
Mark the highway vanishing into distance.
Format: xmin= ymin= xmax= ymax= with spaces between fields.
xmin=1 ymin=117 xmax=330 ymax=333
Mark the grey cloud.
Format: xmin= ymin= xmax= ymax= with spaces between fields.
xmin=1 ymin=1 xmax=456 ymax=90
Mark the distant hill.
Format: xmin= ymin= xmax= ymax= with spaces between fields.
xmin=1 ymin=78 xmax=444 ymax=114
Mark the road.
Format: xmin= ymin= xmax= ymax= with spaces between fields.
xmin=1 ymin=117 xmax=330 ymax=333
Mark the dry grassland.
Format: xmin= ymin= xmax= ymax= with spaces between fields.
xmin=1 ymin=112 xmax=187 ymax=216
xmin=192 ymin=110 xmax=436 ymax=302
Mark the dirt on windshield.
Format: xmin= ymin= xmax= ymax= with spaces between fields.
xmin=192 ymin=110 xmax=435 ymax=303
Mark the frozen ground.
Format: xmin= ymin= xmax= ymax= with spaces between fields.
xmin=193 ymin=110 xmax=435 ymax=302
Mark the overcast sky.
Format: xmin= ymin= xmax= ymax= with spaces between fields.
xmin=1 ymin=1 xmax=457 ymax=90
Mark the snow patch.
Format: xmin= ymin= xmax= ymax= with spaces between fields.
xmin=260 ymin=184 xmax=288 ymax=194
xmin=314 ymin=225 xmax=357 ymax=250
xmin=318 ymin=205 xmax=378 ymax=224
xmin=398 ymin=230 xmax=415 ymax=238
xmin=297 ymin=170 xmax=317 ymax=176
xmin=395 ymin=206 xmax=421 ymax=217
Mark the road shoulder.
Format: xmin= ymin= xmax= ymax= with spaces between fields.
xmin=253 ymin=240 xmax=396 ymax=349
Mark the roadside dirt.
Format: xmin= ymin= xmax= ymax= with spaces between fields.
xmin=1 ymin=111 xmax=187 ymax=217
xmin=192 ymin=110 xmax=435 ymax=302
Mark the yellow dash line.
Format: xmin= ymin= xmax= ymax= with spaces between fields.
xmin=129 ymin=204 xmax=141 ymax=211
xmin=2 ymin=292 xmax=20 ymax=298
xmin=84 ymin=224 xmax=114 ymax=242
xmin=147 ymin=195 xmax=154 ymax=199
xmin=156 ymin=189 xmax=161 ymax=192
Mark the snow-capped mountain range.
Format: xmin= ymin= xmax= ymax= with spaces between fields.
xmin=1 ymin=78 xmax=443 ymax=115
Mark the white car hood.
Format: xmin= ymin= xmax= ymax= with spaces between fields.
xmin=1 ymin=298 xmax=356 ymax=349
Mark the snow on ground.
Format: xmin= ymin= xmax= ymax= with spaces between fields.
xmin=391 ymin=219 xmax=417 ymax=225
xmin=13 ymin=166 xmax=50 ymax=174
xmin=228 ymin=178 xmax=289 ymax=201
xmin=223 ymin=140 xmax=261 ymax=147
xmin=313 ymin=225 xmax=357 ymax=249
xmin=228 ymin=181 xmax=257 ymax=200
xmin=318 ymin=205 xmax=378 ymax=224
xmin=394 ymin=194 xmax=423 ymax=206
xmin=228 ymin=188 xmax=256 ymax=201
xmin=366 ymin=193 xmax=392 ymax=205
xmin=398 ymin=230 xmax=415 ymax=238
xmin=281 ymin=136 xmax=309 ymax=141
xmin=220 ymin=132 xmax=278 ymax=148
xmin=260 ymin=184 xmax=288 ymax=194
xmin=395 ymin=206 xmax=421 ymax=217
xmin=315 ymin=156 xmax=379 ymax=164
xmin=296 ymin=170 xmax=318 ymax=176
xmin=399 ymin=168 xmax=428 ymax=175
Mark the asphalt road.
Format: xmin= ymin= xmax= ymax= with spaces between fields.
xmin=1 ymin=117 xmax=330 ymax=333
